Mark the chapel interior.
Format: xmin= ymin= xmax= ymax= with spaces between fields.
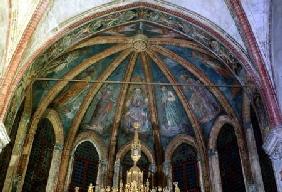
xmin=0 ymin=1 xmax=282 ymax=192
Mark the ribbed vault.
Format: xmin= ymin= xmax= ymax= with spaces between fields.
xmin=28 ymin=21 xmax=244 ymax=151
xmin=5 ymin=20 xmax=247 ymax=191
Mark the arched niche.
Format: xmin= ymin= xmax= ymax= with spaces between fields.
xmin=22 ymin=118 xmax=56 ymax=192
xmin=116 ymin=142 xmax=154 ymax=164
xmin=172 ymin=143 xmax=200 ymax=192
xmin=209 ymin=116 xmax=246 ymax=192
xmin=208 ymin=115 xmax=253 ymax=192
xmin=65 ymin=130 xmax=107 ymax=191
xmin=113 ymin=143 xmax=155 ymax=188
xmin=216 ymin=124 xmax=246 ymax=192
xmin=44 ymin=109 xmax=64 ymax=192
xmin=69 ymin=141 xmax=99 ymax=192
xmin=164 ymin=135 xmax=202 ymax=191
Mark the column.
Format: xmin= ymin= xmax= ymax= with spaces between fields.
xmin=244 ymin=124 xmax=264 ymax=192
xmin=113 ymin=159 xmax=121 ymax=188
xmin=97 ymin=159 xmax=108 ymax=187
xmin=208 ymin=149 xmax=222 ymax=192
xmin=0 ymin=121 xmax=10 ymax=154
xmin=263 ymin=126 xmax=282 ymax=191
xmin=46 ymin=143 xmax=63 ymax=192
xmin=162 ymin=161 xmax=172 ymax=189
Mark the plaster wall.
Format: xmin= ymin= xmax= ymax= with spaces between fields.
xmin=272 ymin=0 xmax=282 ymax=114
xmin=241 ymin=0 xmax=272 ymax=81
xmin=21 ymin=0 xmax=245 ymax=68
xmin=0 ymin=0 xmax=9 ymax=77
xmin=4 ymin=0 xmax=39 ymax=70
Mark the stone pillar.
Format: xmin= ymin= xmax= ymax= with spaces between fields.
xmin=263 ymin=126 xmax=282 ymax=192
xmin=149 ymin=163 xmax=156 ymax=186
xmin=113 ymin=159 xmax=121 ymax=188
xmin=46 ymin=143 xmax=63 ymax=192
xmin=208 ymin=149 xmax=222 ymax=192
xmin=97 ymin=159 xmax=108 ymax=187
xmin=162 ymin=161 xmax=172 ymax=189
xmin=244 ymin=125 xmax=264 ymax=192
xmin=0 ymin=121 xmax=10 ymax=154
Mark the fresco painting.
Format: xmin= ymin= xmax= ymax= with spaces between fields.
xmin=149 ymin=58 xmax=193 ymax=147
xmin=81 ymin=59 xmax=128 ymax=139
xmin=55 ymin=84 xmax=90 ymax=135
xmin=162 ymin=45 xmax=243 ymax=117
xmin=179 ymin=74 xmax=221 ymax=124
xmin=87 ymin=84 xmax=116 ymax=134
xmin=27 ymin=21 xmax=245 ymax=149
xmin=123 ymin=86 xmax=149 ymax=133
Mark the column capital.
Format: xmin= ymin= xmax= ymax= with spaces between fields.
xmin=149 ymin=163 xmax=157 ymax=173
xmin=263 ymin=125 xmax=282 ymax=160
xmin=208 ymin=148 xmax=218 ymax=157
xmin=0 ymin=122 xmax=10 ymax=153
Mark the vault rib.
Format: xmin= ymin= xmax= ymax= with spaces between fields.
xmin=152 ymin=45 xmax=238 ymax=120
xmin=20 ymin=44 xmax=131 ymax=192
xmin=141 ymin=52 xmax=165 ymax=186
xmin=70 ymin=36 xmax=131 ymax=51
xmin=149 ymin=38 xmax=212 ymax=57
xmin=146 ymin=49 xmax=210 ymax=190
xmin=57 ymin=48 xmax=132 ymax=191
xmin=107 ymin=52 xmax=138 ymax=185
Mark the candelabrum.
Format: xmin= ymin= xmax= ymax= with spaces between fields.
xmin=74 ymin=122 xmax=180 ymax=192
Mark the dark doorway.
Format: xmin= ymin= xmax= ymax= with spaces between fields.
xmin=172 ymin=143 xmax=200 ymax=192
xmin=69 ymin=141 xmax=99 ymax=192
xmin=217 ymin=124 xmax=246 ymax=192
xmin=22 ymin=118 xmax=55 ymax=192
xmin=251 ymin=106 xmax=277 ymax=192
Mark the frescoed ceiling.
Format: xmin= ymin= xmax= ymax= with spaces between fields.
xmin=28 ymin=21 xmax=244 ymax=151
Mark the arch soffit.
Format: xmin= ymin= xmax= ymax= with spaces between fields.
xmin=208 ymin=115 xmax=240 ymax=150
xmin=116 ymin=142 xmax=155 ymax=164
xmin=4 ymin=1 xmax=262 ymax=129
xmin=72 ymin=130 xmax=107 ymax=160
xmin=165 ymin=134 xmax=197 ymax=162
xmin=44 ymin=108 xmax=64 ymax=145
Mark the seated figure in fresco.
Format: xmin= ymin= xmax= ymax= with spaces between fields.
xmin=124 ymin=87 xmax=149 ymax=132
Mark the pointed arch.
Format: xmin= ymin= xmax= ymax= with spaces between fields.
xmin=44 ymin=109 xmax=64 ymax=192
xmin=208 ymin=115 xmax=251 ymax=192
xmin=64 ymin=130 xmax=107 ymax=191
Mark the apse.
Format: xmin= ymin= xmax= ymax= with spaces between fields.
xmin=0 ymin=6 xmax=275 ymax=192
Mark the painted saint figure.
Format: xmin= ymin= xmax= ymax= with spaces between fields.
xmin=88 ymin=85 xmax=114 ymax=133
xmin=124 ymin=88 xmax=149 ymax=132
xmin=180 ymin=75 xmax=220 ymax=123
xmin=160 ymin=86 xmax=181 ymax=135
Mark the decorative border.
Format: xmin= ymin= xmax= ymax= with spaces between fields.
xmin=3 ymin=3 xmax=259 ymax=131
